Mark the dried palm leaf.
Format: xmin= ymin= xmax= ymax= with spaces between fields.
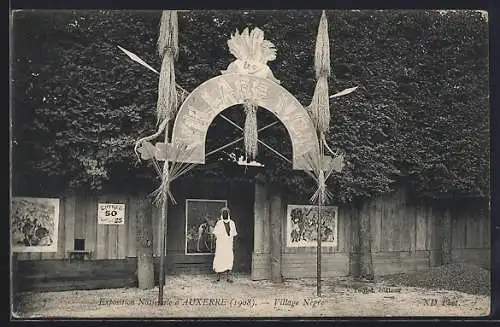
xmin=151 ymin=143 xmax=197 ymax=206
xmin=156 ymin=55 xmax=178 ymax=124
xmin=156 ymin=11 xmax=179 ymax=125
xmin=308 ymin=76 xmax=330 ymax=134
xmin=243 ymin=99 xmax=258 ymax=160
xmin=227 ymin=27 xmax=277 ymax=64
xmin=158 ymin=10 xmax=179 ymax=59
xmin=314 ymin=10 xmax=331 ymax=79
xmin=303 ymin=151 xmax=335 ymax=205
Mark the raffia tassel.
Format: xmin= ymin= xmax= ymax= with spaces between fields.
xmin=152 ymin=163 xmax=176 ymax=206
xmin=310 ymin=170 xmax=329 ymax=205
xmin=314 ymin=10 xmax=331 ymax=79
xmin=318 ymin=170 xmax=326 ymax=204
xmin=243 ymin=100 xmax=258 ymax=161
xmin=309 ymin=75 xmax=330 ymax=133
xmin=156 ymin=54 xmax=178 ymax=124
xmin=158 ymin=10 xmax=179 ymax=59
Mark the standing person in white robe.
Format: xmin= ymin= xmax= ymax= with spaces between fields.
xmin=212 ymin=207 xmax=238 ymax=282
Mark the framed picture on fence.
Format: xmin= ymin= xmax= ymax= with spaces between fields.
xmin=11 ymin=197 xmax=60 ymax=252
xmin=286 ymin=204 xmax=338 ymax=248
xmin=185 ymin=199 xmax=228 ymax=255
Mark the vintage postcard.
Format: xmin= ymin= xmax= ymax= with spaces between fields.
xmin=10 ymin=9 xmax=491 ymax=319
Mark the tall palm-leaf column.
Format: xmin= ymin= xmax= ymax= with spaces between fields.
xmin=306 ymin=11 xmax=359 ymax=295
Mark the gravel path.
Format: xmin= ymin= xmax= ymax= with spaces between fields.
xmin=379 ymin=263 xmax=491 ymax=296
xmin=13 ymin=267 xmax=490 ymax=318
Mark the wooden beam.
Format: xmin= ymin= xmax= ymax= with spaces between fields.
xmin=358 ymin=201 xmax=374 ymax=280
xmin=253 ymin=179 xmax=266 ymax=254
xmin=429 ymin=209 xmax=444 ymax=267
xmin=270 ymin=189 xmax=283 ymax=283
xmin=136 ymin=195 xmax=154 ymax=290
xmin=317 ymin=196 xmax=322 ymax=296
xmin=158 ymin=167 xmax=169 ymax=304
xmin=442 ymin=208 xmax=452 ymax=265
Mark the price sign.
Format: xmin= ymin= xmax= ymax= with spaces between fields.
xmin=98 ymin=203 xmax=125 ymax=225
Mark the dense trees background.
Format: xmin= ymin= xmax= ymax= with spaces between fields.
xmin=11 ymin=10 xmax=489 ymax=203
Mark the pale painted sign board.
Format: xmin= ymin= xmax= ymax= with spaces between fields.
xmin=97 ymin=203 xmax=125 ymax=225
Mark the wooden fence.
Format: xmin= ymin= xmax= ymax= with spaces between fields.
xmin=15 ymin=194 xmax=152 ymax=261
xmin=12 ymin=186 xmax=490 ymax=287
xmin=256 ymin=188 xmax=490 ymax=279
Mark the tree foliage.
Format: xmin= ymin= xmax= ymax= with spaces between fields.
xmin=11 ymin=10 xmax=489 ymax=202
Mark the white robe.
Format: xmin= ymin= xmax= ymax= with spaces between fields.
xmin=212 ymin=218 xmax=238 ymax=273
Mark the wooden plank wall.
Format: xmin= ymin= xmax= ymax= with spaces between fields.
xmin=270 ymin=189 xmax=358 ymax=278
xmin=14 ymin=194 xmax=184 ymax=262
xmin=450 ymin=203 xmax=491 ymax=268
xmin=15 ymin=194 xmax=140 ymax=261
xmin=280 ymin=202 xmax=353 ymax=278
xmin=357 ymin=190 xmax=490 ymax=274
xmin=358 ymin=190 xmax=490 ymax=256
xmin=14 ymin=188 xmax=490 ymax=269
xmin=278 ymin=187 xmax=490 ymax=277
xmin=14 ymin=194 xmax=175 ymax=262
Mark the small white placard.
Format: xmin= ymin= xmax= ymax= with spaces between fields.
xmin=98 ymin=203 xmax=125 ymax=225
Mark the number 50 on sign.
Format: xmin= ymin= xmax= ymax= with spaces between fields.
xmin=98 ymin=203 xmax=125 ymax=225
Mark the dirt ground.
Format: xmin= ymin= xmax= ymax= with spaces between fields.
xmin=13 ymin=273 xmax=490 ymax=318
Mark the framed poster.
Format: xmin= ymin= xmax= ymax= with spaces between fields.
xmin=97 ymin=203 xmax=125 ymax=224
xmin=185 ymin=199 xmax=227 ymax=255
xmin=286 ymin=204 xmax=338 ymax=247
xmin=11 ymin=197 xmax=60 ymax=252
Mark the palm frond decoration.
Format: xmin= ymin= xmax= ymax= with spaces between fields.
xmin=243 ymin=99 xmax=258 ymax=161
xmin=330 ymin=86 xmax=358 ymax=98
xmin=151 ymin=143 xmax=197 ymax=206
xmin=158 ymin=11 xmax=179 ymax=59
xmin=314 ymin=10 xmax=331 ymax=79
xmin=117 ymin=45 xmax=190 ymax=105
xmin=176 ymin=84 xmax=189 ymax=104
xmin=150 ymin=10 xmax=180 ymax=211
xmin=305 ymin=10 xmax=334 ymax=209
xmin=307 ymin=10 xmax=331 ymax=136
xmin=227 ymin=27 xmax=277 ymax=64
xmin=118 ymin=45 xmax=160 ymax=74
xmin=308 ymin=75 xmax=330 ymax=134
xmin=156 ymin=55 xmax=178 ymax=123
xmin=129 ymin=10 xmax=196 ymax=209
xmin=303 ymin=152 xmax=336 ymax=204
xmin=156 ymin=11 xmax=179 ymax=125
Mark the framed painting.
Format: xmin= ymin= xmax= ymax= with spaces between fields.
xmin=11 ymin=197 xmax=60 ymax=252
xmin=185 ymin=199 xmax=227 ymax=255
xmin=286 ymin=204 xmax=338 ymax=247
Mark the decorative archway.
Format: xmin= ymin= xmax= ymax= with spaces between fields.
xmin=123 ymin=11 xmax=355 ymax=303
xmin=170 ymin=74 xmax=319 ymax=170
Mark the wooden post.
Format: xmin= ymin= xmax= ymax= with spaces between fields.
xmin=317 ymin=196 xmax=322 ymax=296
xmin=316 ymin=136 xmax=323 ymax=297
xmin=255 ymin=177 xmax=271 ymax=280
xmin=442 ymin=207 xmax=452 ymax=265
xmin=158 ymin=124 xmax=170 ymax=305
xmin=359 ymin=201 xmax=374 ymax=280
xmin=158 ymin=188 xmax=167 ymax=304
xmin=136 ymin=195 xmax=154 ymax=290
xmin=253 ymin=176 xmax=265 ymax=254
xmin=349 ymin=204 xmax=361 ymax=277
xmin=11 ymin=252 xmax=19 ymax=313
xmin=429 ymin=207 xmax=444 ymax=267
xmin=270 ymin=189 xmax=282 ymax=283
xmin=262 ymin=185 xmax=271 ymax=255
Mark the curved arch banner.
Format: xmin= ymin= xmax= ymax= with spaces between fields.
xmin=170 ymin=74 xmax=320 ymax=170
